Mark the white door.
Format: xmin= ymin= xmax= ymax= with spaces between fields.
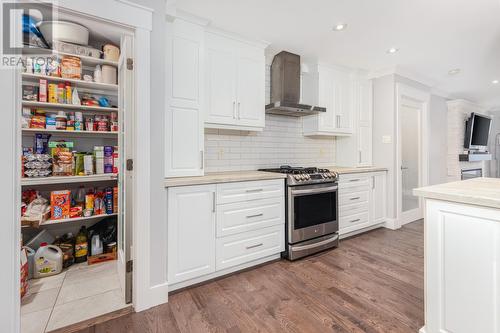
xmin=398 ymin=92 xmax=428 ymax=225
xmin=236 ymin=56 xmax=265 ymax=127
xmin=118 ymin=34 xmax=134 ymax=303
xmin=357 ymin=80 xmax=372 ymax=166
xmin=168 ymin=185 xmax=216 ymax=284
xmin=205 ymin=44 xmax=237 ymax=125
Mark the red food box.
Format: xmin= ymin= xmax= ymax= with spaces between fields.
xmin=50 ymin=190 xmax=71 ymax=220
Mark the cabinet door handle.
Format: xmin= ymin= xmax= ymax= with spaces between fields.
xmin=233 ymin=101 xmax=236 ymax=119
xmin=246 ymin=188 xmax=263 ymax=193
xmin=358 ymin=151 xmax=362 ymax=163
xmin=212 ymin=192 xmax=216 ymax=213
xmin=372 ymin=176 xmax=375 ymax=190
xmin=237 ymin=102 xmax=241 ymax=120
xmin=246 ymin=243 xmax=263 ymax=250
xmin=336 ymin=115 xmax=340 ymax=128
xmin=350 ymin=197 xmax=360 ymax=200
xmin=200 ymin=151 xmax=204 ymax=169
xmin=350 ymin=219 xmax=361 ymax=223
xmin=246 ymin=213 xmax=264 ymax=219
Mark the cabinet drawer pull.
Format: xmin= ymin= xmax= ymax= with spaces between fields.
xmin=350 ymin=219 xmax=361 ymax=223
xmin=246 ymin=213 xmax=264 ymax=219
xmin=246 ymin=243 xmax=263 ymax=250
xmin=349 ymin=179 xmax=360 ymax=182
xmin=350 ymin=197 xmax=360 ymax=200
xmin=246 ymin=188 xmax=263 ymax=193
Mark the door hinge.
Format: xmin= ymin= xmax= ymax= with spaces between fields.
xmin=126 ymin=159 xmax=134 ymax=171
xmin=127 ymin=58 xmax=134 ymax=70
xmin=126 ymin=260 xmax=133 ymax=273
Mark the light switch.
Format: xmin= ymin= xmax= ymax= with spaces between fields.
xmin=382 ymin=135 xmax=392 ymax=144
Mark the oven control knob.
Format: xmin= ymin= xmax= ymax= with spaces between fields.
xmin=300 ymin=174 xmax=306 ymax=180
xmin=304 ymin=174 xmax=310 ymax=180
xmin=294 ymin=175 xmax=301 ymax=181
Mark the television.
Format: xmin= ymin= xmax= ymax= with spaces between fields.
xmin=464 ymin=113 xmax=492 ymax=150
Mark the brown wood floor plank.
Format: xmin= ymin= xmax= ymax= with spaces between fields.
xmin=77 ymin=221 xmax=424 ymax=333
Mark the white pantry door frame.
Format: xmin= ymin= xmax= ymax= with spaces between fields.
xmin=395 ymin=83 xmax=430 ymax=226
xmin=1 ymin=2 xmax=163 ymax=333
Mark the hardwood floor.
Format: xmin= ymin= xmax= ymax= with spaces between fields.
xmin=75 ymin=221 xmax=424 ymax=333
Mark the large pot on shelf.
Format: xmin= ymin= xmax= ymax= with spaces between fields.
xmin=37 ymin=21 xmax=89 ymax=46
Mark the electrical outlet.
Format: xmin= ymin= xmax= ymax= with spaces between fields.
xmin=382 ymin=135 xmax=392 ymax=144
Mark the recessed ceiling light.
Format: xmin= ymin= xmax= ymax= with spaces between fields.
xmin=492 ymin=79 xmax=499 ymax=84
xmin=333 ymin=23 xmax=347 ymax=31
xmin=387 ymin=47 xmax=399 ymax=54
xmin=448 ymin=68 xmax=461 ymax=75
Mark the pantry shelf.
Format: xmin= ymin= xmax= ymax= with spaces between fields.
xmin=22 ymin=128 xmax=118 ymax=138
xmin=22 ymin=48 xmax=119 ymax=67
xmin=39 ymin=213 xmax=118 ymax=226
xmin=21 ymin=174 xmax=118 ymax=186
xmin=22 ymin=73 xmax=118 ymax=92
xmin=22 ymin=101 xmax=118 ymax=112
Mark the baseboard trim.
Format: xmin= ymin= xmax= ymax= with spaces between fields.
xmin=419 ymin=326 xmax=426 ymax=333
xmin=384 ymin=218 xmax=401 ymax=230
xmin=339 ymin=223 xmax=385 ymax=239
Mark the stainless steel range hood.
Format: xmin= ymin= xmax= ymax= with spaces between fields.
xmin=265 ymin=51 xmax=326 ymax=117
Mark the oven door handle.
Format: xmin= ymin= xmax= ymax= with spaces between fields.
xmin=291 ymin=234 xmax=339 ymax=252
xmin=291 ymin=185 xmax=338 ymax=196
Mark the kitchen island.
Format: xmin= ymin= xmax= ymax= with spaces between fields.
xmin=414 ymin=178 xmax=500 ymax=333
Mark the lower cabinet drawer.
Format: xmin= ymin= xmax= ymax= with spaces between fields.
xmin=216 ymin=197 xmax=284 ymax=237
xmin=339 ymin=190 xmax=369 ymax=206
xmin=339 ymin=201 xmax=369 ymax=218
xmin=216 ymin=225 xmax=284 ymax=271
xmin=339 ymin=211 xmax=369 ymax=230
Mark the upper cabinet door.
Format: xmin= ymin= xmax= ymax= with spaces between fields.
xmin=332 ymin=69 xmax=353 ymax=133
xmin=317 ymin=67 xmax=336 ymax=131
xmin=205 ymin=33 xmax=238 ymax=125
xmin=205 ymin=31 xmax=266 ymax=131
xmin=236 ymin=54 xmax=265 ymax=127
xmin=165 ymin=19 xmax=205 ymax=178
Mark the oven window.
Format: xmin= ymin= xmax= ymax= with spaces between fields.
xmin=294 ymin=191 xmax=337 ymax=230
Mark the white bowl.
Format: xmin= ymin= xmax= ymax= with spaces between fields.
xmin=38 ymin=21 xmax=89 ymax=46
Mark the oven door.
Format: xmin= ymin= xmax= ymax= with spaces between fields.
xmin=288 ymin=183 xmax=338 ymax=244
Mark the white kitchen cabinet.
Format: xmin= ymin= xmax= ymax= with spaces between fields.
xmin=167 ymin=179 xmax=285 ymax=290
xmin=303 ymin=65 xmax=354 ymax=136
xmin=371 ymin=172 xmax=387 ymax=224
xmin=165 ymin=18 xmax=205 ymax=177
xmin=167 ymin=184 xmax=216 ymax=284
xmin=336 ymin=77 xmax=373 ymax=166
xmin=205 ymin=31 xmax=266 ymax=131
xmin=338 ymin=171 xmax=387 ymax=237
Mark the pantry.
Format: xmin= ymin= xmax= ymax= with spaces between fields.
xmin=16 ymin=3 xmax=138 ymax=332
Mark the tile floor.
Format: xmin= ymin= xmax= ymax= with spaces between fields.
xmin=21 ymin=261 xmax=128 ymax=333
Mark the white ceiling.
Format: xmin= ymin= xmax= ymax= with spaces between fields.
xmin=175 ymin=0 xmax=500 ymax=108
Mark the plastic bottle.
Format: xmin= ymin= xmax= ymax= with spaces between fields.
xmin=74 ymin=226 xmax=88 ymax=263
xmin=75 ymin=186 xmax=86 ymax=208
xmin=91 ymin=234 xmax=103 ymax=256
xmin=34 ymin=243 xmax=63 ymax=278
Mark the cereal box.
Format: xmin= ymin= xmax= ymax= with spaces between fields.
xmin=50 ymin=190 xmax=71 ymax=220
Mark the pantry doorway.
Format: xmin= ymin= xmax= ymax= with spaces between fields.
xmin=3 ymin=1 xmax=156 ymax=333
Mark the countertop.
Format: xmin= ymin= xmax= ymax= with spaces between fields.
xmin=164 ymin=171 xmax=287 ymax=187
xmin=413 ymin=178 xmax=500 ymax=210
xmin=328 ymin=166 xmax=388 ymax=174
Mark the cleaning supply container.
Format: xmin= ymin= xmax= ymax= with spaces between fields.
xmin=34 ymin=243 xmax=63 ymax=278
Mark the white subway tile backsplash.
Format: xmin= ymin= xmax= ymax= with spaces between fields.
xmin=204 ymin=114 xmax=336 ymax=172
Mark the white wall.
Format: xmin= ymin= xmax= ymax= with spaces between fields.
xmin=428 ymin=95 xmax=448 ymax=185
xmin=488 ymin=112 xmax=500 ymax=178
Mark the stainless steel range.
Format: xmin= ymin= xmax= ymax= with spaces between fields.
xmin=259 ymin=166 xmax=339 ymax=260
